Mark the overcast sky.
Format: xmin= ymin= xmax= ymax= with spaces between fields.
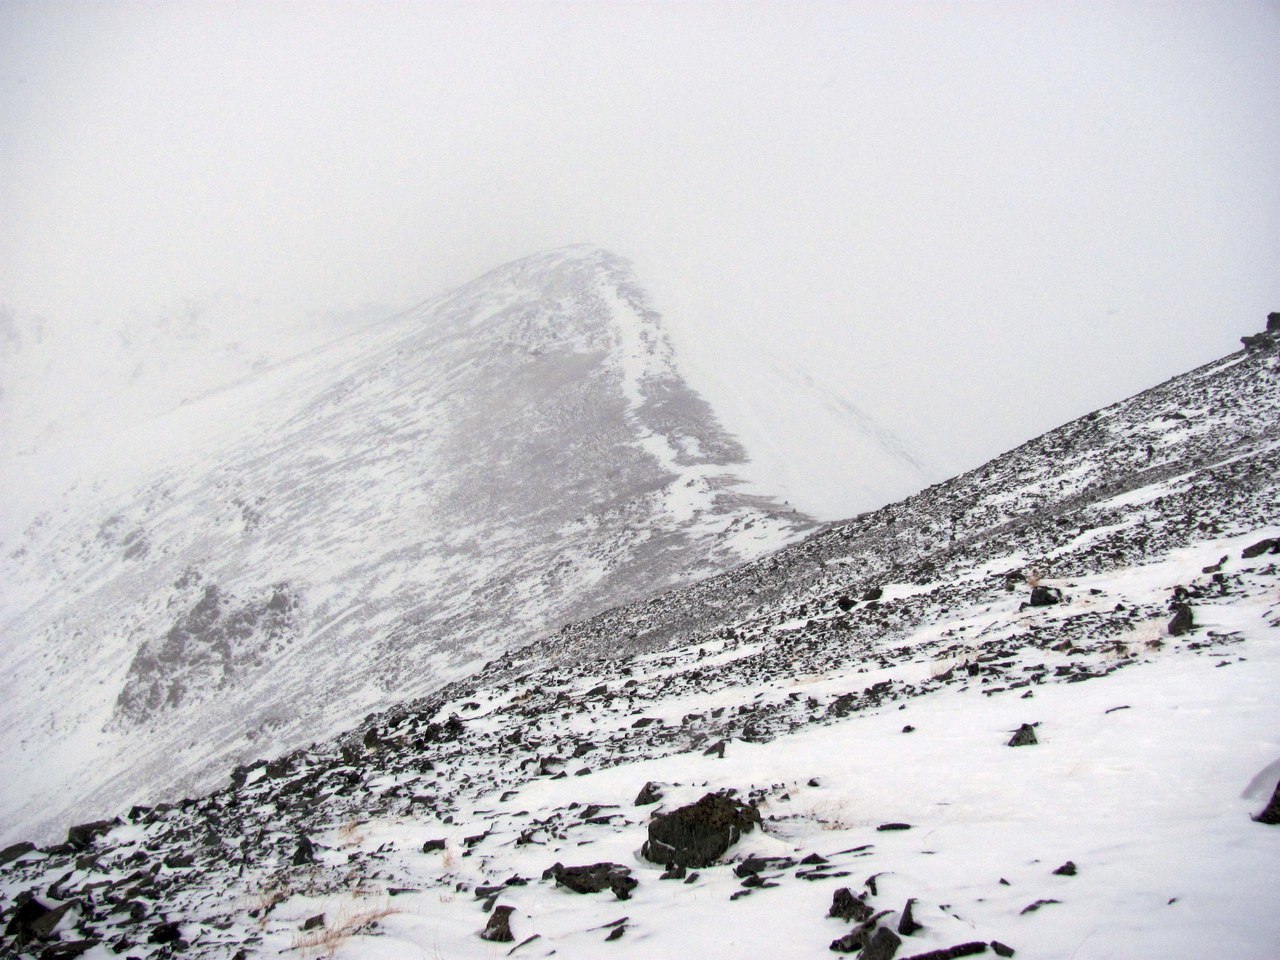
xmin=2 ymin=0 xmax=1278 ymax=518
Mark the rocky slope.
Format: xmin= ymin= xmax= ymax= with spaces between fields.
xmin=0 ymin=247 xmax=826 ymax=845
xmin=1 ymin=320 xmax=1277 ymax=959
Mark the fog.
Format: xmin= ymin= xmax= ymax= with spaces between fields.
xmin=2 ymin=1 xmax=1278 ymax=519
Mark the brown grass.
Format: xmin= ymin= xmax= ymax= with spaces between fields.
xmin=288 ymin=901 xmax=398 ymax=958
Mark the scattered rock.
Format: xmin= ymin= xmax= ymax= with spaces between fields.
xmin=66 ymin=819 xmax=116 ymax=851
xmin=302 ymin=914 xmax=325 ymax=931
xmin=1241 ymin=538 xmax=1279 ymax=559
xmin=542 ymin=862 xmax=637 ymax=900
xmin=1052 ymin=861 xmax=1077 ymax=876
xmin=902 ymin=725 xmax=915 ymax=733
xmin=422 ymin=838 xmax=447 ymax=852
xmin=480 ymin=905 xmax=515 ymax=942
xmin=1019 ymin=899 xmax=1060 ymax=915
xmin=635 ymin=782 xmax=663 ymax=806
xmin=863 ymin=926 xmax=903 ymax=960
xmin=149 ymin=921 xmax=182 ymax=944
xmin=292 ymin=835 xmax=316 ymax=865
xmin=0 ymin=841 xmax=35 ymax=865
xmin=899 ymin=943 xmax=989 ymax=959
xmin=1167 ymin=603 xmax=1194 ymax=637
xmin=863 ymin=586 xmax=884 ymax=602
xmin=1007 ymin=724 xmax=1038 ymax=747
xmin=991 ymin=942 xmax=1015 ymax=958
xmin=642 ymin=792 xmax=760 ymax=868
xmin=1252 ymin=777 xmax=1280 ymax=825
xmin=877 ymin=822 xmax=912 ymax=832
xmin=898 ymin=898 xmax=921 ymax=935
xmin=703 ymin=740 xmax=727 ymax=758
xmin=1028 ymin=586 xmax=1062 ymax=607
xmin=828 ymin=887 xmax=874 ymax=922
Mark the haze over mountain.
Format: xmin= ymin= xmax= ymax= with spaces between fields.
xmin=0 ymin=248 xmax=929 ymax=845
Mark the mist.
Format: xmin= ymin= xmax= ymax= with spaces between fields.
xmin=3 ymin=0 xmax=1278 ymax=519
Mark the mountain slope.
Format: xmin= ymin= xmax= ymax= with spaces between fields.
xmin=1 ymin=320 xmax=1276 ymax=958
xmin=0 ymin=247 xmax=821 ymax=844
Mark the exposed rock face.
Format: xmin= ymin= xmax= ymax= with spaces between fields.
xmin=1007 ymin=724 xmax=1038 ymax=747
xmin=642 ymin=792 xmax=761 ymax=868
xmin=1253 ymin=778 xmax=1280 ymax=825
xmin=1028 ymin=586 xmax=1062 ymax=607
xmin=480 ymin=906 xmax=515 ymax=943
xmin=541 ymin=862 xmax=637 ymax=899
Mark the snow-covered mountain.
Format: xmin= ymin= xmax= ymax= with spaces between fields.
xmin=0 ymin=247 xmax=861 ymax=845
xmin=1 ymin=314 xmax=1276 ymax=959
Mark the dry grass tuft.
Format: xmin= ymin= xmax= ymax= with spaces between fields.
xmin=288 ymin=900 xmax=398 ymax=958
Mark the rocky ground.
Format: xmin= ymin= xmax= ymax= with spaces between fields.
xmin=2 ymin=324 xmax=1278 ymax=959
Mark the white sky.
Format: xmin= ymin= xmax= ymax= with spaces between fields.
xmin=2 ymin=0 xmax=1278 ymax=518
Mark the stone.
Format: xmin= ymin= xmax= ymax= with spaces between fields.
xmin=1242 ymin=538 xmax=1279 ymax=559
xmin=877 ymin=822 xmax=911 ymax=831
xmin=1019 ymin=899 xmax=1060 ymax=915
xmin=991 ymin=942 xmax=1016 ymax=958
xmin=293 ymin=835 xmax=316 ymax=865
xmin=898 ymin=898 xmax=921 ymax=935
xmin=863 ymin=926 xmax=903 ymax=960
xmin=635 ymin=782 xmax=663 ymax=806
xmin=1268 ymin=311 xmax=1280 ymax=334
xmin=1028 ymin=586 xmax=1061 ymax=607
xmin=863 ymin=586 xmax=884 ymax=602
xmin=641 ymin=792 xmax=760 ymax=868
xmin=899 ymin=944 xmax=988 ymax=959
xmin=543 ymin=862 xmax=638 ymax=900
xmin=480 ymin=905 xmax=515 ymax=942
xmin=1052 ymin=861 xmax=1077 ymax=876
xmin=422 ymin=838 xmax=447 ymax=852
xmin=0 ymin=841 xmax=35 ymax=865
xmin=38 ymin=941 xmax=100 ymax=960
xmin=66 ymin=819 xmax=116 ymax=850
xmin=828 ymin=887 xmax=874 ymax=922
xmin=1007 ymin=723 xmax=1038 ymax=747
xmin=1167 ymin=603 xmax=1194 ymax=637
xmin=149 ymin=922 xmax=182 ymax=944
xmin=302 ymin=914 xmax=325 ymax=931
xmin=1252 ymin=777 xmax=1280 ymax=825
xmin=830 ymin=930 xmax=866 ymax=953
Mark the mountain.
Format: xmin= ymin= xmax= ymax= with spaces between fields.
xmin=0 ymin=247 xmax=843 ymax=845
xmin=1 ymin=315 xmax=1276 ymax=958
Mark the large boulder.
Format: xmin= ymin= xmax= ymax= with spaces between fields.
xmin=642 ymin=792 xmax=761 ymax=868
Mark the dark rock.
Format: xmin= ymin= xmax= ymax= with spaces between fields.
xmin=605 ymin=923 xmax=626 ymax=941
xmin=703 ymin=740 xmax=727 ymax=758
xmin=66 ymin=819 xmax=116 ymax=850
xmin=1252 ymin=777 xmax=1280 ymax=825
xmin=830 ymin=930 xmax=865 ymax=954
xmin=876 ymin=822 xmax=912 ymax=831
xmin=293 ymin=835 xmax=316 ymax=865
xmin=302 ymin=914 xmax=325 ymax=931
xmin=659 ymin=863 xmax=687 ymax=880
xmin=863 ymin=586 xmax=884 ymax=602
xmin=836 ymin=595 xmax=856 ymax=611
xmin=800 ymin=853 xmax=829 ymax=865
xmin=1007 ymin=723 xmax=1038 ymax=747
xmin=480 ymin=905 xmax=515 ymax=943
xmin=0 ymin=840 xmax=35 ymax=864
xmin=863 ymin=926 xmax=903 ymax=960
xmin=899 ymin=944 xmax=988 ymax=960
xmin=991 ymin=942 xmax=1015 ymax=958
xmin=828 ymin=887 xmax=874 ymax=922
xmin=635 ymin=782 xmax=663 ymax=806
xmin=149 ymin=922 xmax=182 ymax=944
xmin=1268 ymin=311 xmax=1280 ymax=334
xmin=5 ymin=894 xmax=51 ymax=947
xmin=1028 ymin=586 xmax=1062 ymax=607
xmin=902 ymin=725 xmax=915 ymax=733
xmin=1241 ymin=332 xmax=1277 ymax=352
xmin=422 ymin=838 xmax=447 ymax=852
xmin=29 ymin=901 xmax=75 ymax=940
xmin=734 ymin=855 xmax=796 ymax=877
xmin=641 ymin=792 xmax=760 ymax=868
xmin=1167 ymin=603 xmax=1194 ymax=636
xmin=1052 ymin=861 xmax=1077 ymax=876
xmin=542 ymin=862 xmax=637 ymax=900
xmin=1242 ymin=538 xmax=1279 ymax=559
xmin=163 ymin=852 xmax=195 ymax=869
xmin=898 ymin=898 xmax=921 ymax=936
xmin=39 ymin=940 xmax=99 ymax=960
xmin=1019 ymin=899 xmax=1060 ymax=914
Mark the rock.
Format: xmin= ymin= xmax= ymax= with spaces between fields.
xmin=1269 ymin=311 xmax=1280 ymax=334
xmin=830 ymin=930 xmax=865 ymax=953
xmin=302 ymin=914 xmax=325 ymax=931
xmin=1028 ymin=586 xmax=1062 ymax=607
xmin=422 ymin=838 xmax=447 ymax=852
xmin=29 ymin=901 xmax=75 ymax=940
xmin=899 ymin=944 xmax=988 ymax=959
xmin=1241 ymin=332 xmax=1277 ymax=353
xmin=1167 ymin=603 xmax=1194 ymax=636
xmin=703 ymin=740 xmax=727 ymax=758
xmin=480 ymin=905 xmax=515 ymax=942
xmin=641 ymin=792 xmax=760 ymax=868
xmin=149 ymin=921 xmax=183 ymax=944
xmin=991 ymin=942 xmax=1016 ymax=958
xmin=5 ymin=894 xmax=50 ymax=947
xmin=1241 ymin=538 xmax=1279 ymax=559
xmin=66 ymin=819 xmax=116 ymax=850
xmin=39 ymin=941 xmax=100 ymax=960
xmin=1019 ymin=899 xmax=1060 ymax=914
xmin=902 ymin=725 xmax=915 ymax=733
xmin=635 ymin=782 xmax=663 ymax=806
xmin=1007 ymin=723 xmax=1038 ymax=747
xmin=0 ymin=841 xmax=35 ymax=865
xmin=1252 ymin=777 xmax=1280 ymax=825
xmin=863 ymin=926 xmax=903 ymax=960
xmin=898 ymin=898 xmax=921 ymax=935
xmin=863 ymin=586 xmax=884 ymax=602
xmin=836 ymin=595 xmax=856 ymax=611
xmin=876 ymin=822 xmax=912 ymax=831
xmin=542 ymin=862 xmax=637 ymax=900
xmin=828 ymin=887 xmax=874 ymax=922
xmin=292 ymin=835 xmax=316 ymax=865
xmin=1052 ymin=861 xmax=1077 ymax=876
